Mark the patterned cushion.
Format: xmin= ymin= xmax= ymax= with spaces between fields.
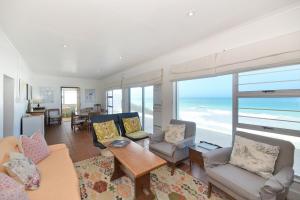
xmin=93 ymin=120 xmax=120 ymax=143
xmin=164 ymin=124 xmax=185 ymax=144
xmin=122 ymin=117 xmax=141 ymax=134
xmin=125 ymin=131 xmax=149 ymax=139
xmin=0 ymin=173 xmax=29 ymax=200
xmin=2 ymin=152 xmax=40 ymax=190
xmin=20 ymin=132 xmax=49 ymax=164
xmin=229 ymin=135 xmax=280 ymax=179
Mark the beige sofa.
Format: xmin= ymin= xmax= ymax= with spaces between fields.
xmin=0 ymin=136 xmax=81 ymax=200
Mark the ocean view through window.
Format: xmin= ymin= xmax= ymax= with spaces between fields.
xmin=177 ymin=75 xmax=233 ymax=147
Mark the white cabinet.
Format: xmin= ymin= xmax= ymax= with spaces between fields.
xmin=22 ymin=115 xmax=45 ymax=136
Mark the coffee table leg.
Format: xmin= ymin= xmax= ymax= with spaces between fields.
xmin=135 ymin=173 xmax=154 ymax=200
xmin=111 ymin=157 xmax=125 ymax=181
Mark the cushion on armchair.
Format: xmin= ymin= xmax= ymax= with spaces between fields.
xmin=122 ymin=117 xmax=141 ymax=134
xmin=229 ymin=135 xmax=280 ymax=179
xmin=93 ymin=120 xmax=120 ymax=143
xmin=164 ymin=124 xmax=185 ymax=144
xmin=125 ymin=131 xmax=149 ymax=139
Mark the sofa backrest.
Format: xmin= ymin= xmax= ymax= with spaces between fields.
xmin=118 ymin=112 xmax=140 ymax=136
xmin=236 ymin=131 xmax=295 ymax=174
xmin=170 ymin=119 xmax=196 ymax=138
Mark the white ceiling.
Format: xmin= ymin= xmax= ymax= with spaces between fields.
xmin=0 ymin=0 xmax=299 ymax=79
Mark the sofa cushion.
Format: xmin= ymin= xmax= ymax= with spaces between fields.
xmin=0 ymin=173 xmax=29 ymax=200
xmin=2 ymin=152 xmax=40 ymax=190
xmin=164 ymin=124 xmax=185 ymax=144
xmin=149 ymin=142 xmax=175 ymax=157
xmin=0 ymin=136 xmax=22 ymax=173
xmin=20 ymin=132 xmax=50 ymax=164
xmin=122 ymin=117 xmax=141 ymax=134
xmin=230 ymin=135 xmax=280 ymax=178
xmin=125 ymin=131 xmax=149 ymax=139
xmin=207 ymin=164 xmax=266 ymax=200
xmin=27 ymin=144 xmax=80 ymax=200
xmin=93 ymin=120 xmax=120 ymax=143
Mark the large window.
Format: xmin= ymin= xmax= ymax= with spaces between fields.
xmin=177 ymin=75 xmax=233 ymax=147
xmin=176 ymin=64 xmax=300 ymax=176
xmin=130 ymin=86 xmax=154 ymax=133
xmin=236 ymin=64 xmax=300 ymax=176
xmin=106 ymin=89 xmax=122 ymax=114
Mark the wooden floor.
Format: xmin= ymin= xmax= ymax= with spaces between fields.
xmin=45 ymin=121 xmax=207 ymax=181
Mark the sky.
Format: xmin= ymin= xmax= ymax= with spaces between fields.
xmin=178 ymin=74 xmax=233 ymax=98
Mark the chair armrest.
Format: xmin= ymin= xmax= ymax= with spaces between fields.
xmin=149 ymin=132 xmax=165 ymax=144
xmin=260 ymin=167 xmax=294 ymax=198
xmin=202 ymin=147 xmax=232 ymax=168
xmin=174 ymin=137 xmax=195 ymax=149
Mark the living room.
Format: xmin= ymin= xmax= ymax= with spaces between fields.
xmin=1 ymin=0 xmax=300 ymax=200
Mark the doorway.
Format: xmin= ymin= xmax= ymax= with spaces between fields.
xmin=3 ymin=75 xmax=15 ymax=136
xmin=61 ymin=87 xmax=80 ymax=121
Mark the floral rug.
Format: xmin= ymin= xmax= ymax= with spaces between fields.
xmin=74 ymin=156 xmax=225 ymax=200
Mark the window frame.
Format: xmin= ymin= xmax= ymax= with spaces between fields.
xmin=129 ymin=86 xmax=154 ymax=132
xmin=106 ymin=89 xmax=122 ymax=114
xmin=175 ymin=64 xmax=300 ymax=180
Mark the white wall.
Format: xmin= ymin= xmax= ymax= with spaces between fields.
xmin=0 ymin=28 xmax=32 ymax=137
xmin=101 ymin=4 xmax=300 ymax=130
xmin=31 ymin=74 xmax=103 ymax=110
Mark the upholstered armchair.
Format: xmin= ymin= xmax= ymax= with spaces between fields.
xmin=149 ymin=119 xmax=196 ymax=175
xmin=203 ymin=132 xmax=295 ymax=200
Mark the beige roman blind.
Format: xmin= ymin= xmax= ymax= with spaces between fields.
xmin=170 ymin=31 xmax=300 ymax=81
xmin=122 ymin=69 xmax=163 ymax=88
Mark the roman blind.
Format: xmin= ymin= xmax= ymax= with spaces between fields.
xmin=122 ymin=69 xmax=163 ymax=88
xmin=170 ymin=31 xmax=300 ymax=81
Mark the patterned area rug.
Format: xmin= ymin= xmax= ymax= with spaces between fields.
xmin=74 ymin=156 xmax=225 ymax=200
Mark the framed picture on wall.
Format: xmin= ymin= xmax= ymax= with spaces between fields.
xmin=85 ymin=89 xmax=96 ymax=104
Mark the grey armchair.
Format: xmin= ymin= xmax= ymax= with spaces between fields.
xmin=149 ymin=119 xmax=196 ymax=175
xmin=203 ymin=131 xmax=295 ymax=200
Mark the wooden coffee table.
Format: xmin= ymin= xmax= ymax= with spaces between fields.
xmin=108 ymin=141 xmax=166 ymax=200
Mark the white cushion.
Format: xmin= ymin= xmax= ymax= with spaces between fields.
xmin=229 ymin=135 xmax=280 ymax=178
xmin=164 ymin=124 xmax=185 ymax=144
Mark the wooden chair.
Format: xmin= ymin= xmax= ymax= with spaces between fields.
xmin=71 ymin=112 xmax=85 ymax=132
xmin=47 ymin=109 xmax=62 ymax=125
xmin=87 ymin=111 xmax=101 ymax=133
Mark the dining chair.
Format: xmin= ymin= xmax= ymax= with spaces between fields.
xmin=71 ymin=112 xmax=85 ymax=132
xmin=47 ymin=108 xmax=62 ymax=125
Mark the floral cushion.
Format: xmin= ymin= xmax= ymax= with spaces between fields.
xmin=2 ymin=152 xmax=41 ymax=190
xmin=93 ymin=120 xmax=120 ymax=143
xmin=20 ymin=132 xmax=49 ymax=164
xmin=122 ymin=117 xmax=141 ymax=134
xmin=125 ymin=131 xmax=149 ymax=139
xmin=0 ymin=173 xmax=29 ymax=200
xmin=229 ymin=135 xmax=280 ymax=179
xmin=164 ymin=124 xmax=185 ymax=144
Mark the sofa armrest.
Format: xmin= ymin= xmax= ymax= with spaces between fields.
xmin=260 ymin=167 xmax=294 ymax=198
xmin=174 ymin=137 xmax=195 ymax=149
xmin=202 ymin=147 xmax=232 ymax=168
xmin=149 ymin=132 xmax=165 ymax=144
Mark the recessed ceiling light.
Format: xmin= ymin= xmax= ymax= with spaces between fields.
xmin=63 ymin=44 xmax=68 ymax=48
xmin=187 ymin=10 xmax=195 ymax=17
xmin=119 ymin=56 xmax=123 ymax=60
